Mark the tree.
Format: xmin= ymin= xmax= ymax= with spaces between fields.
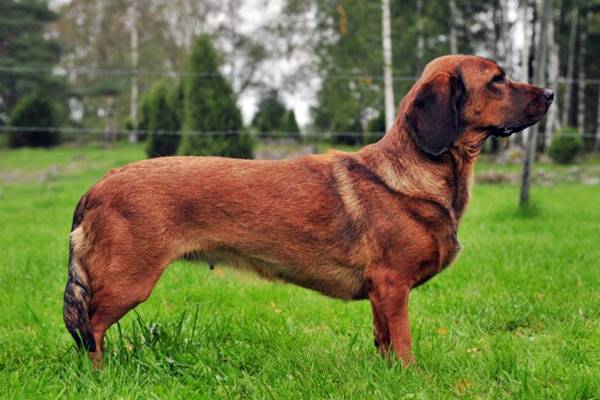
xmin=160 ymin=0 xmax=270 ymax=97
xmin=366 ymin=112 xmax=386 ymax=144
xmin=54 ymin=0 xmax=271 ymax=134
xmin=9 ymin=93 xmax=59 ymax=148
xmin=416 ymin=0 xmax=425 ymax=73
xmin=544 ymin=1 xmax=561 ymax=149
xmin=520 ymin=0 xmax=550 ymax=206
xmin=449 ymin=0 xmax=458 ymax=54
xmin=54 ymin=0 xmax=169 ymax=134
xmin=311 ymin=76 xmax=365 ymax=146
xmin=179 ymin=35 xmax=253 ymax=159
xmin=252 ymin=90 xmax=288 ymax=138
xmin=382 ymin=0 xmax=395 ymax=130
xmin=127 ymin=0 xmax=140 ymax=143
xmin=561 ymin=6 xmax=578 ymax=126
xmin=281 ymin=109 xmax=301 ymax=140
xmin=143 ymin=79 xmax=181 ymax=158
xmin=513 ymin=0 xmax=532 ymax=149
xmin=0 ymin=0 xmax=64 ymax=121
xmin=284 ymin=0 xmax=494 ymax=147
xmin=594 ymin=87 xmax=600 ymax=151
xmin=577 ymin=11 xmax=589 ymax=135
xmin=252 ymin=91 xmax=301 ymax=140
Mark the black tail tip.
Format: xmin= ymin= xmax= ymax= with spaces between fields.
xmin=68 ymin=328 xmax=96 ymax=353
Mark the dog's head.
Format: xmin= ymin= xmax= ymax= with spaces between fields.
xmin=403 ymin=55 xmax=553 ymax=156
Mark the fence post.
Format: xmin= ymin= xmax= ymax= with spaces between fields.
xmin=519 ymin=0 xmax=550 ymax=206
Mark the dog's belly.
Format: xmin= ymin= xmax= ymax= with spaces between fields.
xmin=183 ymin=247 xmax=367 ymax=300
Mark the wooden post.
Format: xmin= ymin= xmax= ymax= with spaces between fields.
xmin=519 ymin=0 xmax=550 ymax=206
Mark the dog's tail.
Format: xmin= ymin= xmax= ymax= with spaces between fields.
xmin=63 ymin=196 xmax=96 ymax=352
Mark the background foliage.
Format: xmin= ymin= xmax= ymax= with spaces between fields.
xmin=179 ymin=35 xmax=253 ymax=158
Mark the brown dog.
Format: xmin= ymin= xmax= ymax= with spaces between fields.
xmin=64 ymin=55 xmax=552 ymax=366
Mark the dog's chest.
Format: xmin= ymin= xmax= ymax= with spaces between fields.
xmin=413 ymin=232 xmax=461 ymax=288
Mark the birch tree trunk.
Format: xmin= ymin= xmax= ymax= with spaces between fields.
xmin=128 ymin=0 xmax=139 ymax=143
xmin=449 ymin=0 xmax=458 ymax=54
xmin=544 ymin=2 xmax=560 ymax=149
xmin=501 ymin=0 xmax=512 ymax=74
xmin=577 ymin=11 xmax=588 ymax=135
xmin=382 ymin=0 xmax=395 ymax=130
xmin=416 ymin=0 xmax=424 ymax=73
xmin=500 ymin=0 xmax=510 ymax=69
xmin=491 ymin=0 xmax=507 ymax=155
xmin=520 ymin=1 xmax=530 ymax=83
xmin=520 ymin=0 xmax=550 ymax=206
xmin=492 ymin=0 xmax=501 ymax=63
xmin=104 ymin=96 xmax=116 ymax=144
xmin=514 ymin=0 xmax=531 ymax=148
xmin=562 ymin=7 xmax=578 ymax=127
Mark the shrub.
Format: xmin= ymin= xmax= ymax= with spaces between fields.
xmin=252 ymin=90 xmax=287 ymax=139
xmin=138 ymin=91 xmax=152 ymax=139
xmin=280 ymin=109 xmax=301 ymax=141
xmin=221 ymin=130 xmax=254 ymax=159
xmin=365 ymin=112 xmax=386 ymax=144
xmin=329 ymin=118 xmax=362 ymax=146
xmin=180 ymin=35 xmax=253 ymax=159
xmin=143 ymin=80 xmax=181 ymax=158
xmin=0 ymin=125 xmax=6 ymax=148
xmin=8 ymin=93 xmax=59 ymax=148
xmin=548 ymin=127 xmax=583 ymax=164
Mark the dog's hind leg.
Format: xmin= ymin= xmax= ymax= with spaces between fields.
xmin=87 ymin=257 xmax=168 ymax=367
xmin=367 ymin=268 xmax=414 ymax=366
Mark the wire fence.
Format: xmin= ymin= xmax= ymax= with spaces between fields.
xmin=2 ymin=63 xmax=600 ymax=147
xmin=3 ymin=64 xmax=600 ymax=84
xmin=0 ymin=125 xmax=598 ymax=139
xmin=0 ymin=65 xmax=420 ymax=81
xmin=0 ymin=125 xmax=377 ymax=138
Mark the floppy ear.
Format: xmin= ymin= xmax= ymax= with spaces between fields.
xmin=404 ymin=73 xmax=465 ymax=156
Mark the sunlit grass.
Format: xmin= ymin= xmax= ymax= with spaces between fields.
xmin=1 ymin=145 xmax=599 ymax=398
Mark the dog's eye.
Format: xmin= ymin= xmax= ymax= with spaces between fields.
xmin=491 ymin=74 xmax=505 ymax=84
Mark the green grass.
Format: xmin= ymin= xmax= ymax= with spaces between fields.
xmin=1 ymin=144 xmax=599 ymax=399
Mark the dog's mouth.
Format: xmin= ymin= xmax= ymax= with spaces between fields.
xmin=488 ymin=121 xmax=536 ymax=137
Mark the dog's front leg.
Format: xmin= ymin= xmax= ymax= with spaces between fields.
xmin=367 ymin=269 xmax=414 ymax=366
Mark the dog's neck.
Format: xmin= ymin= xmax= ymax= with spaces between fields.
xmin=359 ymin=118 xmax=486 ymax=222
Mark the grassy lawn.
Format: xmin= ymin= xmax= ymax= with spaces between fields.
xmin=1 ymin=144 xmax=599 ymax=399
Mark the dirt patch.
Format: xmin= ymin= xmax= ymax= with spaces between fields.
xmin=0 ymin=158 xmax=96 ymax=184
xmin=476 ymin=166 xmax=600 ymax=186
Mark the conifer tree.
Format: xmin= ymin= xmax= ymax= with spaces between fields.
xmin=0 ymin=0 xmax=64 ymax=119
xmin=143 ymin=80 xmax=181 ymax=158
xmin=180 ymin=35 xmax=253 ymax=158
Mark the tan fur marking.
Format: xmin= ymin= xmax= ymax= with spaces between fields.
xmin=332 ymin=162 xmax=363 ymax=220
xmin=372 ymin=155 xmax=448 ymax=200
xmin=70 ymin=226 xmax=90 ymax=287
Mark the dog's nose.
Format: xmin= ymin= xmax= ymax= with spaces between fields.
xmin=543 ymin=89 xmax=554 ymax=103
